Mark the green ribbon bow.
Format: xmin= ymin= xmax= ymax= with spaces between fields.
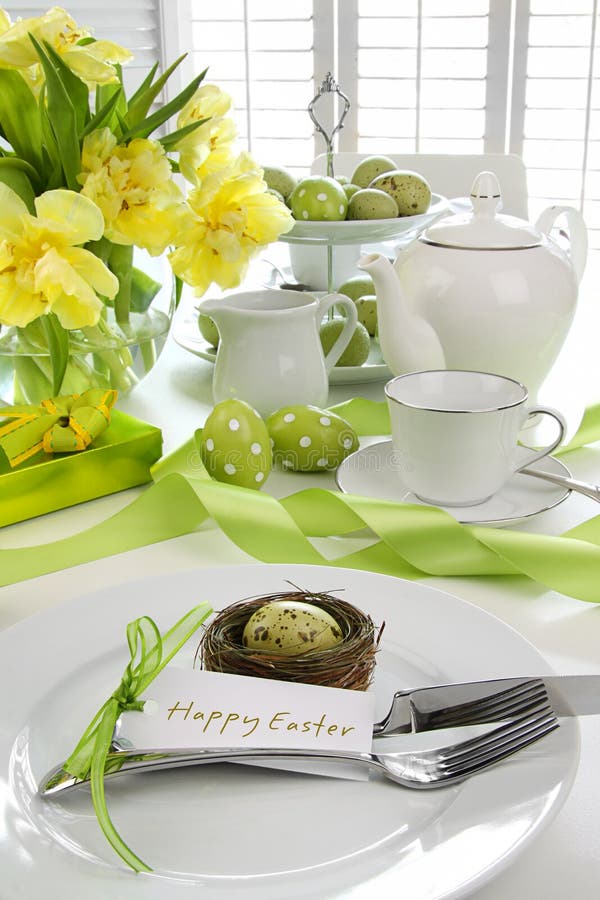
xmin=0 ymin=389 xmax=117 ymax=468
xmin=63 ymin=603 xmax=212 ymax=873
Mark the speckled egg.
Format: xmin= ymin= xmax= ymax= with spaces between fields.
xmin=198 ymin=313 xmax=220 ymax=348
xmin=267 ymin=405 xmax=359 ymax=472
xmin=356 ymin=295 xmax=378 ymax=336
xmin=200 ymin=399 xmax=272 ymax=489
xmin=242 ymin=600 xmax=343 ymax=655
xmin=319 ymin=319 xmax=370 ymax=366
xmin=369 ymin=169 xmax=431 ymax=216
xmin=343 ymin=182 xmax=361 ymax=202
xmin=351 ymin=154 xmax=397 ymax=189
xmin=347 ymin=188 xmax=399 ymax=220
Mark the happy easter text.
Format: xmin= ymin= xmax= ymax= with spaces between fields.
xmin=165 ymin=700 xmax=356 ymax=739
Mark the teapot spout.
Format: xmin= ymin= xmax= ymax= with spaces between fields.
xmin=358 ymin=252 xmax=446 ymax=374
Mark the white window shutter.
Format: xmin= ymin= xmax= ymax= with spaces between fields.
xmin=2 ymin=1 xmax=167 ymax=95
xmin=509 ymin=0 xmax=600 ymax=250
xmin=189 ymin=0 xmax=320 ymax=175
xmin=350 ymin=0 xmax=494 ymax=156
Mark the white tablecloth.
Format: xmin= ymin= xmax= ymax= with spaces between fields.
xmin=2 ymin=265 xmax=600 ymax=898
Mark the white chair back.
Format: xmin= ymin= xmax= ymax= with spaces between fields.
xmin=311 ymin=152 xmax=529 ymax=218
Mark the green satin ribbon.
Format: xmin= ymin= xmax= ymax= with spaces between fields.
xmin=63 ymin=603 xmax=212 ymax=872
xmin=2 ymin=399 xmax=600 ymax=602
xmin=0 ymin=389 xmax=117 ymax=467
xmin=328 ymin=397 xmax=391 ymax=435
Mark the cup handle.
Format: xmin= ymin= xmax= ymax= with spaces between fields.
xmin=515 ymin=406 xmax=566 ymax=471
xmin=317 ymin=293 xmax=358 ymax=372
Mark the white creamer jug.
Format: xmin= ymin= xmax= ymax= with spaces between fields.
xmin=199 ymin=289 xmax=357 ymax=416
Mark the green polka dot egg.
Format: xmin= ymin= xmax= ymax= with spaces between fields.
xmin=289 ymin=175 xmax=348 ymax=222
xmin=200 ymin=399 xmax=272 ymax=489
xmin=267 ymin=405 xmax=359 ymax=472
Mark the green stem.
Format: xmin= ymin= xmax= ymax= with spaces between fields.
xmin=92 ymin=352 xmax=110 ymax=380
xmin=13 ymin=329 xmax=94 ymax=397
xmin=64 ymin=356 xmax=105 ymax=394
xmin=12 ymin=356 xmax=52 ymax=403
xmin=83 ymin=321 xmax=138 ymax=392
xmin=139 ymin=337 xmax=156 ymax=373
xmin=86 ymin=236 xmax=112 ymax=265
xmin=109 ymin=243 xmax=134 ymax=326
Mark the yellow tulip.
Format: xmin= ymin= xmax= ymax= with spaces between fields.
xmin=176 ymin=84 xmax=238 ymax=185
xmin=0 ymin=6 xmax=131 ymax=85
xmin=180 ymin=84 xmax=233 ymax=122
xmin=79 ymin=129 xmax=186 ymax=255
xmin=0 ymin=185 xmax=118 ymax=329
xmin=0 ymin=8 xmax=10 ymax=34
xmin=169 ymin=153 xmax=294 ymax=296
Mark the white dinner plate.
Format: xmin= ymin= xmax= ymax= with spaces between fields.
xmin=173 ymin=313 xmax=392 ymax=385
xmin=279 ymin=193 xmax=448 ymax=244
xmin=0 ymin=564 xmax=578 ymax=900
xmin=336 ymin=442 xmax=572 ymax=526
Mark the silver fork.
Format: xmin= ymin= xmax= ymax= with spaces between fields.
xmin=373 ymin=676 xmax=557 ymax=737
xmin=40 ymin=699 xmax=558 ymax=796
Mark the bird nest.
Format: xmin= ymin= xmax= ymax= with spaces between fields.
xmin=198 ymin=588 xmax=383 ymax=691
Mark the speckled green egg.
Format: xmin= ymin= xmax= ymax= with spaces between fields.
xmin=200 ymin=399 xmax=272 ymax=489
xmin=320 ymin=319 xmax=371 ymax=366
xmin=343 ymin=182 xmax=361 ymax=202
xmin=356 ymin=295 xmax=378 ymax=336
xmin=347 ymin=188 xmax=399 ymax=220
xmin=370 ymin=169 xmax=431 ymax=216
xmin=242 ymin=600 xmax=343 ymax=655
xmin=198 ymin=313 xmax=220 ymax=348
xmin=351 ymin=155 xmax=397 ymax=189
xmin=267 ymin=405 xmax=359 ymax=472
xmin=262 ymin=165 xmax=297 ymax=200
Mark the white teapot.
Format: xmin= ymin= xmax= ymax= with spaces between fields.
xmin=360 ymin=171 xmax=588 ymax=399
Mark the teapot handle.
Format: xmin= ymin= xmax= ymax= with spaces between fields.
xmin=317 ymin=293 xmax=358 ymax=372
xmin=535 ymin=205 xmax=588 ymax=284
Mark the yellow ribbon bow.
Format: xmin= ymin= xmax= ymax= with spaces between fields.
xmin=0 ymin=389 xmax=117 ymax=468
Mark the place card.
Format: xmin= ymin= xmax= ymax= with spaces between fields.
xmin=116 ymin=667 xmax=376 ymax=780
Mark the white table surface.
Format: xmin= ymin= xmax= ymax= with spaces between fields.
xmin=2 ymin=260 xmax=600 ymax=898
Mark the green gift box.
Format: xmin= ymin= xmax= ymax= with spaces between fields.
xmin=0 ymin=410 xmax=162 ymax=527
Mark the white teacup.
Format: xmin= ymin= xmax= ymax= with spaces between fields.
xmin=385 ymin=370 xmax=566 ymax=507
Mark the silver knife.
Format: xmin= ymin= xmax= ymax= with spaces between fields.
xmin=39 ymin=674 xmax=598 ymax=797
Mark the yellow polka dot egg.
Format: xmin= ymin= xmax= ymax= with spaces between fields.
xmin=267 ymin=405 xmax=359 ymax=472
xmin=200 ymin=399 xmax=272 ymax=489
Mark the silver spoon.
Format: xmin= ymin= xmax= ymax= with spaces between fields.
xmin=520 ymin=466 xmax=600 ymax=503
xmin=261 ymin=257 xmax=311 ymax=291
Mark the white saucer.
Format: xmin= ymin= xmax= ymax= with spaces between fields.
xmin=336 ymin=441 xmax=572 ymax=526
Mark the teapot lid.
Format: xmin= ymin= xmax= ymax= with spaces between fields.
xmin=421 ymin=172 xmax=542 ymax=250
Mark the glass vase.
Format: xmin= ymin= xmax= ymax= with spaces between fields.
xmin=0 ymin=250 xmax=175 ymax=405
